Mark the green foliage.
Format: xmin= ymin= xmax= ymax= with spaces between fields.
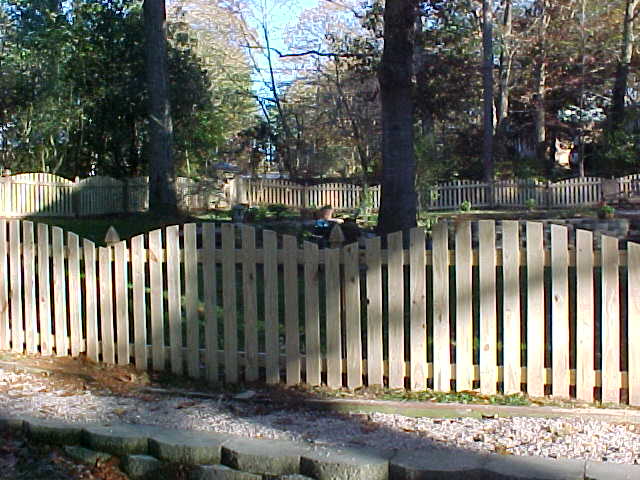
xmin=266 ymin=203 xmax=290 ymax=219
xmin=0 ymin=0 xmax=257 ymax=178
xmin=525 ymin=198 xmax=536 ymax=211
xmin=599 ymin=204 xmax=615 ymax=217
xmin=459 ymin=200 xmax=472 ymax=212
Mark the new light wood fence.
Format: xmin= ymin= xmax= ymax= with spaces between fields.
xmin=0 ymin=219 xmax=638 ymax=404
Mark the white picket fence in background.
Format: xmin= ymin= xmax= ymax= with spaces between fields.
xmin=1 ymin=173 xmax=640 ymax=217
xmin=0 ymin=219 xmax=639 ymax=405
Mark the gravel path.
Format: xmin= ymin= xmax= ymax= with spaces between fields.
xmin=1 ymin=365 xmax=640 ymax=465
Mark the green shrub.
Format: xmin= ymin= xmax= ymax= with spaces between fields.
xmin=267 ymin=204 xmax=289 ymax=219
xmin=525 ymin=198 xmax=536 ymax=211
xmin=460 ymin=200 xmax=472 ymax=212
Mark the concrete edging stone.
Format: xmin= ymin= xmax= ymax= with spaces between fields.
xmin=1 ymin=415 xmax=639 ymax=480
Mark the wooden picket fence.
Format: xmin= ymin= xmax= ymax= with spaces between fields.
xmin=2 ymin=173 xmax=640 ymax=217
xmin=242 ymin=179 xmax=381 ymax=210
xmin=428 ymin=177 xmax=608 ymax=210
xmin=0 ymin=174 xmax=227 ymax=217
xmin=0 ymin=219 xmax=639 ymax=405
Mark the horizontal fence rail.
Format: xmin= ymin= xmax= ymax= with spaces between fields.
xmin=0 ymin=219 xmax=638 ymax=405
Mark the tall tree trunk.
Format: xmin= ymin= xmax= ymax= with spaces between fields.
xmin=482 ymin=0 xmax=494 ymax=183
xmin=611 ymin=0 xmax=639 ymax=129
xmin=533 ymin=0 xmax=548 ymax=172
xmin=377 ymin=0 xmax=418 ymax=235
xmin=144 ymin=0 xmax=177 ymax=214
xmin=496 ymin=0 xmax=513 ymax=128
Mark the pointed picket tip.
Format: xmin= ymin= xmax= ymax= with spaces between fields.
xmin=104 ymin=226 xmax=120 ymax=246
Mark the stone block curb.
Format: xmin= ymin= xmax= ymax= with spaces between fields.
xmin=190 ymin=464 xmax=262 ymax=480
xmin=221 ymin=437 xmax=308 ymax=476
xmin=63 ymin=445 xmax=113 ymax=465
xmin=121 ymin=454 xmax=162 ymax=479
xmin=483 ymin=455 xmax=586 ymax=480
xmin=149 ymin=429 xmax=229 ymax=465
xmin=5 ymin=416 xmax=640 ymax=480
xmin=23 ymin=417 xmax=83 ymax=445
xmin=83 ymin=424 xmax=151 ymax=456
xmin=0 ymin=416 xmax=24 ymax=431
xmin=300 ymin=446 xmax=390 ymax=480
xmin=585 ymin=460 xmax=640 ymax=480
xmin=389 ymin=448 xmax=489 ymax=480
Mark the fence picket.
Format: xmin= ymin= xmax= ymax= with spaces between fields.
xmin=132 ymin=234 xmax=147 ymax=371
xmin=551 ymin=225 xmax=570 ymax=397
xmin=576 ymin=229 xmax=595 ymax=402
xmin=283 ymin=234 xmax=301 ymax=385
xmin=344 ymin=242 xmax=362 ymax=389
xmin=0 ymin=220 xmax=7 ymax=351
xmin=166 ymin=225 xmax=182 ymax=375
xmin=240 ymin=225 xmax=258 ymax=381
xmin=83 ymin=239 xmax=98 ymax=362
xmin=431 ymin=223 xmax=449 ymax=392
xmin=52 ymin=226 xmax=67 ymax=356
xmin=526 ymin=222 xmax=545 ymax=397
xmin=222 ymin=223 xmax=238 ymax=383
xmin=99 ymin=246 xmax=115 ymax=363
xmin=629 ymin=242 xmax=640 ymax=406
xmin=455 ymin=221 xmax=473 ymax=391
xmin=184 ymin=223 xmax=200 ymax=378
xmin=325 ymin=247 xmax=342 ymax=388
xmin=67 ymin=232 xmax=82 ymax=357
xmin=388 ymin=231 xmax=405 ymax=389
xmin=263 ymin=230 xmax=279 ymax=384
xmin=9 ymin=221 xmax=22 ymax=352
xmin=114 ymin=240 xmax=129 ymax=365
xmin=502 ymin=221 xmax=521 ymax=394
xmin=365 ymin=236 xmax=383 ymax=387
xmin=304 ymin=241 xmax=321 ymax=386
xmin=202 ymin=224 xmax=219 ymax=383
xmin=36 ymin=224 xmax=52 ymax=356
xmin=22 ymin=222 xmax=37 ymax=354
xmin=410 ymin=227 xmax=428 ymax=391
xmin=149 ymin=229 xmax=165 ymax=371
xmin=602 ymin=235 xmax=621 ymax=403
xmin=479 ymin=220 xmax=497 ymax=395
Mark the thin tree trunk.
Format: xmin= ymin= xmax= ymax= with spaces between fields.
xmin=482 ymin=0 xmax=494 ymax=183
xmin=144 ymin=0 xmax=177 ymax=214
xmin=377 ymin=0 xmax=418 ymax=235
xmin=497 ymin=0 xmax=513 ymax=128
xmin=533 ymin=0 xmax=549 ymax=172
xmin=611 ymin=0 xmax=639 ymax=129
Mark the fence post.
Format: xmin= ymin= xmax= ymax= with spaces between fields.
xmin=546 ymin=181 xmax=552 ymax=208
xmin=122 ymin=178 xmax=129 ymax=213
xmin=72 ymin=176 xmax=81 ymax=217
xmin=487 ymin=180 xmax=496 ymax=208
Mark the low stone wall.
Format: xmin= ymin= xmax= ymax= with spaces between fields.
xmin=1 ymin=416 xmax=636 ymax=480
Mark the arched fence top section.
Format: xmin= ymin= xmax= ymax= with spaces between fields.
xmin=3 ymin=172 xmax=75 ymax=185
xmin=1 ymin=218 xmax=639 ymax=406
